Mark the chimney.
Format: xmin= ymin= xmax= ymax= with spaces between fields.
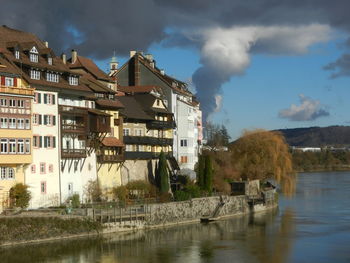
xmin=145 ymin=54 xmax=153 ymax=62
xmin=61 ymin=53 xmax=66 ymax=64
xmin=71 ymin=49 xmax=77 ymax=64
xmin=44 ymin=41 xmax=49 ymax=48
xmin=160 ymin=69 xmax=165 ymax=75
xmin=130 ymin=50 xmax=136 ymax=58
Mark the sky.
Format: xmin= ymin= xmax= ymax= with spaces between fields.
xmin=1 ymin=0 xmax=350 ymax=139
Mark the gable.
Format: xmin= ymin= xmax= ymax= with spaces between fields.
xmin=30 ymin=46 xmax=38 ymax=54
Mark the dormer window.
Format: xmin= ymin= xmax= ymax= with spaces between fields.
xmin=69 ymin=76 xmax=78 ymax=86
xmin=46 ymin=72 xmax=59 ymax=83
xmin=48 ymin=57 xmax=52 ymax=65
xmin=29 ymin=46 xmax=39 ymax=63
xmin=15 ymin=50 xmax=20 ymax=59
xmin=30 ymin=70 xmax=40 ymax=80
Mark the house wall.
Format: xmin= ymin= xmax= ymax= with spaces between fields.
xmin=121 ymin=159 xmax=157 ymax=184
xmin=24 ymin=90 xmax=60 ymax=208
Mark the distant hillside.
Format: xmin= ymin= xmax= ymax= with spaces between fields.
xmin=275 ymin=126 xmax=350 ymax=147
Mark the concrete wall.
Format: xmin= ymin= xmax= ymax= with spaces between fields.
xmin=121 ymin=160 xmax=157 ymax=184
xmin=145 ymin=195 xmax=249 ymax=226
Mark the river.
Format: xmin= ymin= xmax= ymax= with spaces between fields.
xmin=1 ymin=171 xmax=350 ymax=263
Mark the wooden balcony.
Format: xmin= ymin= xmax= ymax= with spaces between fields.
xmin=124 ymin=151 xmax=173 ymax=160
xmin=61 ymin=123 xmax=86 ymax=134
xmin=88 ymin=109 xmax=111 ymax=133
xmin=0 ymin=85 xmax=34 ymax=96
xmin=123 ymin=136 xmax=173 ymax=146
xmin=146 ymin=120 xmax=175 ymax=130
xmin=61 ymin=149 xmax=87 ymax=159
xmin=97 ymin=154 xmax=124 ymax=163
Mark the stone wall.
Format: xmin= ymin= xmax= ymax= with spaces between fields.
xmin=145 ymin=195 xmax=249 ymax=226
xmin=121 ymin=160 xmax=157 ymax=184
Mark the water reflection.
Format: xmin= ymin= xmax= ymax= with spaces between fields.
xmin=2 ymin=172 xmax=350 ymax=263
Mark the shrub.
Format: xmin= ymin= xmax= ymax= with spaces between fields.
xmin=84 ymin=180 xmax=102 ymax=203
xmin=9 ymin=183 xmax=31 ymax=209
xmin=174 ymin=190 xmax=191 ymax=201
xmin=113 ymin=185 xmax=127 ymax=202
xmin=66 ymin=194 xmax=80 ymax=208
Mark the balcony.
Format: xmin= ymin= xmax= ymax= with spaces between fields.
xmin=88 ymin=110 xmax=111 ymax=133
xmin=61 ymin=123 xmax=86 ymax=134
xmin=59 ymin=105 xmax=88 ymax=116
xmin=97 ymin=154 xmax=124 ymax=163
xmin=61 ymin=148 xmax=87 ymax=159
xmin=124 ymin=151 xmax=173 ymax=160
xmin=123 ymin=136 xmax=173 ymax=146
xmin=0 ymin=85 xmax=34 ymax=96
xmin=146 ymin=120 xmax=175 ymax=130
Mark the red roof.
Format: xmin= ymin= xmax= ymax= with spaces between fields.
xmin=101 ymin=137 xmax=124 ymax=147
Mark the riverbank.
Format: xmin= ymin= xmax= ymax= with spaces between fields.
xmin=0 ymin=194 xmax=277 ymax=248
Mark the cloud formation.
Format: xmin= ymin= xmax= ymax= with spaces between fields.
xmin=279 ymin=94 xmax=330 ymax=121
xmin=1 ymin=0 xmax=350 ymax=120
xmin=324 ymin=54 xmax=350 ymax=78
xmin=193 ymin=25 xmax=331 ymax=120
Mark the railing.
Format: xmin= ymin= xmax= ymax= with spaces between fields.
xmin=146 ymin=120 xmax=175 ymax=130
xmin=97 ymin=154 xmax=124 ymax=163
xmin=61 ymin=123 xmax=86 ymax=133
xmin=59 ymin=105 xmax=88 ymax=115
xmin=0 ymin=85 xmax=35 ymax=96
xmin=124 ymin=151 xmax=173 ymax=160
xmin=61 ymin=148 xmax=87 ymax=158
xmin=123 ymin=136 xmax=173 ymax=146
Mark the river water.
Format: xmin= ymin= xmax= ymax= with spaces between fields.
xmin=2 ymin=171 xmax=350 ymax=263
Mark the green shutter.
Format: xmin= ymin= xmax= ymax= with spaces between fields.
xmin=38 ymin=93 xmax=41 ymax=103
xmin=44 ymin=136 xmax=47 ymax=148
xmin=39 ymin=136 xmax=42 ymax=148
xmin=52 ymin=95 xmax=56 ymax=104
xmin=53 ymin=136 xmax=56 ymax=148
xmin=53 ymin=116 xmax=56 ymax=125
xmin=39 ymin=115 xmax=42 ymax=125
xmin=44 ymin=94 xmax=47 ymax=104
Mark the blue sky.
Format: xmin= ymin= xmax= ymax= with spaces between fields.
xmin=96 ymin=37 xmax=350 ymax=140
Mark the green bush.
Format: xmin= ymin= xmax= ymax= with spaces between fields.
xmin=174 ymin=190 xmax=191 ymax=201
xmin=174 ymin=184 xmax=201 ymax=201
xmin=9 ymin=183 xmax=31 ymax=208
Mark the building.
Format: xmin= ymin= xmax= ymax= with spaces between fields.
xmin=113 ymin=52 xmax=202 ymax=176
xmin=0 ymin=25 xmax=102 ymax=207
xmin=118 ymin=86 xmax=176 ymax=184
xmin=0 ymin=55 xmax=34 ymax=210
xmin=67 ymin=51 xmax=124 ymax=200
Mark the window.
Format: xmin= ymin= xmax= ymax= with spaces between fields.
xmin=17 ymin=119 xmax=24 ymax=129
xmin=30 ymin=70 xmax=40 ymax=80
xmin=125 ymin=144 xmax=132 ymax=151
xmin=17 ymin=139 xmax=24 ymax=154
xmin=0 ymin=167 xmax=6 ymax=179
xmin=48 ymin=57 xmax=52 ymax=65
xmin=49 ymin=164 xmax=53 ymax=173
xmin=69 ymin=76 xmax=78 ymax=85
xmin=8 ymin=168 xmax=14 ymax=179
xmin=9 ymin=118 xmax=16 ymax=128
xmin=9 ymin=99 xmax=16 ymax=107
xmin=40 ymin=181 xmax=46 ymax=194
xmin=44 ymin=136 xmax=56 ymax=148
xmin=0 ymin=117 xmax=8 ymax=128
xmin=31 ymin=164 xmax=36 ymax=173
xmin=40 ymin=163 xmax=46 ymax=174
xmin=15 ymin=50 xmax=20 ymax=59
xmin=123 ymin=128 xmax=130 ymax=136
xmin=18 ymin=100 xmax=24 ymax=108
xmin=135 ymin=129 xmax=143 ymax=136
xmin=180 ymin=156 xmax=188 ymax=163
xmin=9 ymin=139 xmax=16 ymax=154
xmin=0 ymin=139 xmax=8 ymax=153
xmin=180 ymin=139 xmax=188 ymax=147
xmin=46 ymin=72 xmax=59 ymax=83
xmin=34 ymin=92 xmax=41 ymax=103
xmin=30 ymin=53 xmax=38 ymax=62
xmin=43 ymin=94 xmax=55 ymax=105
xmin=25 ymin=119 xmax=30 ymax=129
xmin=33 ymin=114 xmax=38 ymax=125
xmin=5 ymin=77 xmax=14 ymax=87
xmin=33 ymin=135 xmax=41 ymax=148
xmin=44 ymin=115 xmax=56 ymax=126
xmin=0 ymin=98 xmax=7 ymax=107
xmin=25 ymin=139 xmax=30 ymax=154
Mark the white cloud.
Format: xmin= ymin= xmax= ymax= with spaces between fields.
xmin=278 ymin=94 xmax=330 ymax=121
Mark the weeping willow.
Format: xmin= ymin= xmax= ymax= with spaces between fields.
xmin=230 ymin=129 xmax=296 ymax=196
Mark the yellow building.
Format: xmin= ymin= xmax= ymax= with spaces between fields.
xmin=0 ymin=56 xmax=34 ymax=209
